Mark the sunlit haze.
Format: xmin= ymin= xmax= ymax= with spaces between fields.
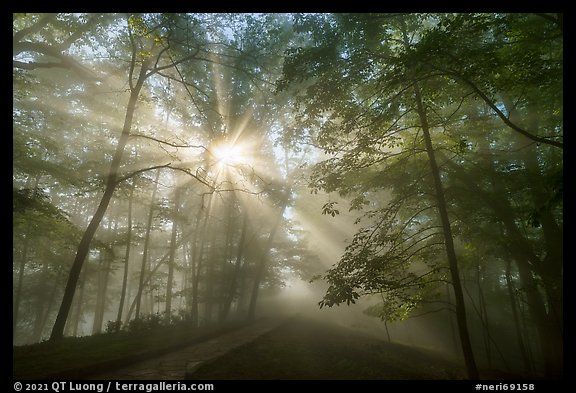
xmin=13 ymin=13 xmax=563 ymax=380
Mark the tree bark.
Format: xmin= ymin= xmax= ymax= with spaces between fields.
xmin=220 ymin=211 xmax=248 ymax=323
xmin=164 ymin=186 xmax=181 ymax=323
xmin=447 ymin=157 xmax=562 ymax=378
xmin=135 ymin=168 xmax=161 ymax=320
xmin=49 ymin=55 xmax=151 ymax=341
xmin=505 ymin=259 xmax=534 ymax=376
xmin=32 ymin=262 xmax=50 ymax=342
xmin=116 ymin=181 xmax=135 ymax=331
xmin=476 ymin=263 xmax=492 ymax=368
xmin=412 ymin=84 xmax=479 ymax=379
xmin=13 ymin=231 xmax=30 ymax=342
xmin=247 ymin=191 xmax=290 ymax=322
xmin=71 ymin=253 xmax=89 ymax=337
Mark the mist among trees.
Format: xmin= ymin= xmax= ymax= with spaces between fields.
xmin=13 ymin=13 xmax=562 ymax=380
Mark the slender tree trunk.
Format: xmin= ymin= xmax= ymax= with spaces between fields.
xmin=135 ymin=168 xmax=161 ymax=320
xmin=247 ymin=194 xmax=289 ymax=322
xmin=72 ymin=253 xmax=89 ymax=337
xmin=190 ymin=195 xmax=214 ymax=327
xmin=125 ymin=225 xmax=192 ymax=322
xmin=445 ymin=283 xmax=460 ymax=358
xmin=92 ymin=248 xmax=112 ymax=334
xmin=14 ymin=232 xmax=30 ymax=342
xmin=412 ymin=84 xmax=478 ymax=379
xmin=92 ymin=253 xmax=104 ymax=334
xmin=397 ymin=16 xmax=477 ymax=377
xmin=116 ymin=181 xmax=135 ymax=331
xmin=14 ymin=175 xmax=41 ymax=342
xmin=514 ymin=255 xmax=562 ymax=378
xmin=165 ymin=187 xmax=181 ymax=323
xmin=476 ymin=263 xmax=492 ymax=368
xmin=38 ymin=276 xmax=60 ymax=341
xmin=220 ymin=212 xmax=248 ymax=322
xmin=508 ymin=100 xmax=563 ymax=345
xmin=32 ymin=262 xmax=49 ymax=342
xmin=49 ymin=56 xmax=151 ymax=341
xmin=447 ymin=157 xmax=562 ymax=378
xmin=505 ymin=259 xmax=533 ymax=376
xmin=384 ymin=320 xmax=391 ymax=343
xmin=204 ymin=230 xmax=219 ymax=325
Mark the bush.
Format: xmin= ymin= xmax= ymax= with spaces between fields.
xmin=105 ymin=320 xmax=122 ymax=333
xmin=127 ymin=313 xmax=164 ymax=332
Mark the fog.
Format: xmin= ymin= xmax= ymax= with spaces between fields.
xmin=14 ymin=13 xmax=562 ymax=380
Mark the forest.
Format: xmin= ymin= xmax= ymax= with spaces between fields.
xmin=13 ymin=13 xmax=562 ymax=380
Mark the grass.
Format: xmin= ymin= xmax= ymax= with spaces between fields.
xmin=13 ymin=322 xmax=246 ymax=380
xmin=188 ymin=317 xmax=467 ymax=380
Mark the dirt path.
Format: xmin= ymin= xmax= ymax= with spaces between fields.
xmin=86 ymin=317 xmax=288 ymax=380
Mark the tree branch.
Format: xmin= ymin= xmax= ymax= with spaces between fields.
xmin=454 ymin=74 xmax=563 ymax=149
xmin=129 ymin=132 xmax=208 ymax=150
xmin=13 ymin=13 xmax=56 ymax=44
xmin=147 ymin=46 xmax=201 ymax=76
xmin=115 ymin=163 xmax=172 ymax=185
xmin=167 ymin=165 xmax=215 ymax=191
xmin=13 ymin=60 xmax=65 ymax=70
xmin=13 ymin=41 xmax=101 ymax=81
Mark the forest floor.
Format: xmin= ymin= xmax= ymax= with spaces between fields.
xmin=187 ymin=316 xmax=468 ymax=380
xmin=13 ymin=319 xmax=254 ymax=379
xmin=14 ymin=315 xmax=523 ymax=380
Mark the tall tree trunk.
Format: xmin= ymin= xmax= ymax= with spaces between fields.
xmin=247 ymin=193 xmax=290 ymax=322
xmin=125 ymin=224 xmax=194 ymax=322
xmin=220 ymin=212 xmax=248 ymax=323
xmin=92 ymin=252 xmax=104 ymax=334
xmin=72 ymin=253 xmax=89 ymax=337
xmin=397 ymin=16 xmax=478 ymax=377
xmin=445 ymin=283 xmax=461 ymax=358
xmin=32 ymin=262 xmax=50 ymax=342
xmin=446 ymin=157 xmax=562 ymax=377
xmin=135 ymin=168 xmax=161 ymax=320
xmin=164 ymin=186 xmax=181 ymax=323
xmin=38 ymin=276 xmax=60 ymax=341
xmin=412 ymin=84 xmax=479 ymax=379
xmin=116 ymin=181 xmax=135 ymax=331
xmin=14 ymin=232 xmax=30 ymax=342
xmin=190 ymin=195 xmax=214 ymax=327
xmin=92 ymin=248 xmax=112 ymax=334
xmin=476 ymin=263 xmax=492 ymax=368
xmin=49 ymin=55 xmax=151 ymax=341
xmin=506 ymin=99 xmax=563 ymax=345
xmin=204 ymin=230 xmax=219 ymax=325
xmin=505 ymin=259 xmax=533 ymax=376
xmin=514 ymin=254 xmax=562 ymax=378
xmin=14 ymin=175 xmax=41 ymax=342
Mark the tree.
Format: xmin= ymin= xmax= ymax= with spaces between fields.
xmin=278 ymin=12 xmax=562 ymax=378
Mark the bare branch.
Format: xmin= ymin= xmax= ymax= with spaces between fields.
xmin=129 ymin=132 xmax=208 ymax=150
xmin=147 ymin=46 xmax=201 ymax=76
xmin=167 ymin=165 xmax=215 ymax=190
xmin=115 ymin=163 xmax=172 ymax=185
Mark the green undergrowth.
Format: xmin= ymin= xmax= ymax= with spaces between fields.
xmin=13 ymin=321 xmax=246 ymax=380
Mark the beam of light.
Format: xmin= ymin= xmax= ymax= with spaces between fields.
xmin=212 ymin=142 xmax=245 ymax=169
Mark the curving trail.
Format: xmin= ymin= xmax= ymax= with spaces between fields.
xmin=86 ymin=318 xmax=288 ymax=380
